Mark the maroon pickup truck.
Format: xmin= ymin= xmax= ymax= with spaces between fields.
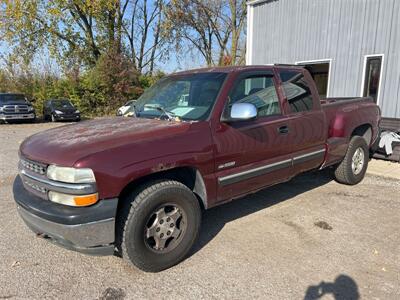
xmin=14 ymin=65 xmax=380 ymax=272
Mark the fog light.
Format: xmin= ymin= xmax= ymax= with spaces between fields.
xmin=48 ymin=191 xmax=98 ymax=207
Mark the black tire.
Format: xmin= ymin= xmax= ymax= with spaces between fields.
xmin=334 ymin=136 xmax=369 ymax=185
xmin=117 ymin=180 xmax=201 ymax=272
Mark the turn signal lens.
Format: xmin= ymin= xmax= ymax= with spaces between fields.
xmin=48 ymin=191 xmax=98 ymax=207
xmin=74 ymin=194 xmax=98 ymax=206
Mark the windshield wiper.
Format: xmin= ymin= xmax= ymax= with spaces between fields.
xmin=145 ymin=104 xmax=179 ymax=121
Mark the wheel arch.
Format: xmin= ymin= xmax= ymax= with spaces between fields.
xmin=118 ymin=166 xmax=208 ymax=210
xmin=351 ymin=123 xmax=372 ymax=146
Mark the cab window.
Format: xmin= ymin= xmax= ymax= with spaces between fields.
xmin=228 ymin=75 xmax=281 ymax=117
xmin=278 ymin=70 xmax=314 ymax=113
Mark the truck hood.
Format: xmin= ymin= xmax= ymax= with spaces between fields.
xmin=0 ymin=102 xmax=33 ymax=107
xmin=20 ymin=117 xmax=190 ymax=166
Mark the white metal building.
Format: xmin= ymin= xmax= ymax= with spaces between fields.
xmin=246 ymin=0 xmax=400 ymax=120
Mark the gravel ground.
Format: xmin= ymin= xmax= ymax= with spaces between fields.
xmin=0 ymin=122 xmax=399 ymax=299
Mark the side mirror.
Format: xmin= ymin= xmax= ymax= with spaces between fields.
xmin=227 ymin=103 xmax=257 ymax=121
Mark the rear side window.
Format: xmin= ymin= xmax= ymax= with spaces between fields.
xmin=228 ymin=76 xmax=281 ymax=117
xmin=279 ymin=70 xmax=314 ymax=113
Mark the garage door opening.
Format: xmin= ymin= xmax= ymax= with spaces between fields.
xmin=296 ymin=60 xmax=331 ymax=98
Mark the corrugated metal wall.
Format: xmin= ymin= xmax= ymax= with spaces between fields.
xmin=248 ymin=0 xmax=400 ymax=118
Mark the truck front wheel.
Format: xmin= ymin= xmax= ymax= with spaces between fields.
xmin=334 ymin=136 xmax=369 ymax=185
xmin=117 ymin=180 xmax=201 ymax=272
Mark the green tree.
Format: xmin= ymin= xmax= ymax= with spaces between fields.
xmin=1 ymin=0 xmax=128 ymax=66
xmin=85 ymin=49 xmax=140 ymax=113
xmin=1 ymin=0 xmax=168 ymax=74
xmin=164 ymin=0 xmax=246 ymax=66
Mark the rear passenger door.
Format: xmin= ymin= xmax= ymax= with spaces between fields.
xmin=277 ymin=69 xmax=326 ymax=174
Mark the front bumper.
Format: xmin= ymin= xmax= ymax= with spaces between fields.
xmin=0 ymin=113 xmax=35 ymax=120
xmin=53 ymin=113 xmax=80 ymax=121
xmin=13 ymin=175 xmax=118 ymax=255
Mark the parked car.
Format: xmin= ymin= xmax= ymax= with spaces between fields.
xmin=0 ymin=93 xmax=36 ymax=123
xmin=43 ymin=99 xmax=80 ymax=122
xmin=14 ymin=65 xmax=380 ymax=272
xmin=117 ymin=100 xmax=136 ymax=116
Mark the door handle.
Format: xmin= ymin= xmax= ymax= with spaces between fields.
xmin=278 ymin=125 xmax=289 ymax=134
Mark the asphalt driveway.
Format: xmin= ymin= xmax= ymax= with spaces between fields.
xmin=0 ymin=122 xmax=399 ymax=299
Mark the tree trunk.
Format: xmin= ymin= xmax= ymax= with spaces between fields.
xmin=230 ymin=0 xmax=238 ymax=65
xmin=138 ymin=0 xmax=149 ymax=73
xmin=149 ymin=2 xmax=163 ymax=75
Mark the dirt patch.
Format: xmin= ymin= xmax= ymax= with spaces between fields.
xmin=314 ymin=221 xmax=333 ymax=231
xmin=330 ymin=191 xmax=368 ymax=198
xmin=99 ymin=288 xmax=126 ymax=300
xmin=0 ymin=175 xmax=16 ymax=186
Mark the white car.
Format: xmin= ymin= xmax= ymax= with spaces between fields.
xmin=117 ymin=100 xmax=136 ymax=116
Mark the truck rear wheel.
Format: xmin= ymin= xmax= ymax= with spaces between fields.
xmin=334 ymin=136 xmax=369 ymax=185
xmin=117 ymin=180 xmax=201 ymax=272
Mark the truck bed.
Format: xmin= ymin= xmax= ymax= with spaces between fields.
xmin=320 ymin=96 xmax=380 ymax=167
xmin=320 ymin=96 xmax=374 ymax=106
xmin=321 ymin=97 xmax=376 ymax=127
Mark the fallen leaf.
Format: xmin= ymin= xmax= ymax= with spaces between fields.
xmin=11 ymin=261 xmax=20 ymax=267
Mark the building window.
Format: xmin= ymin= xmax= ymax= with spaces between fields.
xmin=279 ymin=70 xmax=314 ymax=113
xmin=362 ymin=55 xmax=383 ymax=103
xmin=296 ymin=61 xmax=330 ymax=98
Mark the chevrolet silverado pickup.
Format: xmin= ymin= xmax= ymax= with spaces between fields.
xmin=14 ymin=65 xmax=381 ymax=272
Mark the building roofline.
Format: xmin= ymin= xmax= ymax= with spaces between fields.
xmin=247 ymin=0 xmax=271 ymax=6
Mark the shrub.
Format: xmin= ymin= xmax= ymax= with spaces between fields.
xmin=0 ymin=51 xmax=161 ymax=117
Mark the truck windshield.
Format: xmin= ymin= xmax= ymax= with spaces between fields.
xmin=132 ymin=72 xmax=227 ymax=121
xmin=0 ymin=94 xmax=28 ymax=104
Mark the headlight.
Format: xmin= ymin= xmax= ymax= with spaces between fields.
xmin=28 ymin=106 xmax=34 ymax=112
xmin=48 ymin=191 xmax=98 ymax=206
xmin=75 ymin=110 xmax=80 ymax=113
xmin=54 ymin=110 xmax=63 ymax=114
xmin=0 ymin=107 xmax=4 ymax=112
xmin=47 ymin=165 xmax=96 ymax=183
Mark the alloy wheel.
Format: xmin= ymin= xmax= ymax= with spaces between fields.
xmin=144 ymin=204 xmax=186 ymax=253
xmin=351 ymin=147 xmax=365 ymax=175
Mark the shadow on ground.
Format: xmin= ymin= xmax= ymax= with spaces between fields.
xmin=191 ymin=169 xmax=333 ymax=256
xmin=304 ymin=274 xmax=359 ymax=300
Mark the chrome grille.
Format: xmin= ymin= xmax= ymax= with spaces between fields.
xmin=23 ymin=178 xmax=47 ymax=194
xmin=20 ymin=158 xmax=47 ymax=175
xmin=3 ymin=105 xmax=29 ymax=113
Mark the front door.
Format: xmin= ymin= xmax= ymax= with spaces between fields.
xmin=213 ymin=72 xmax=296 ymax=202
